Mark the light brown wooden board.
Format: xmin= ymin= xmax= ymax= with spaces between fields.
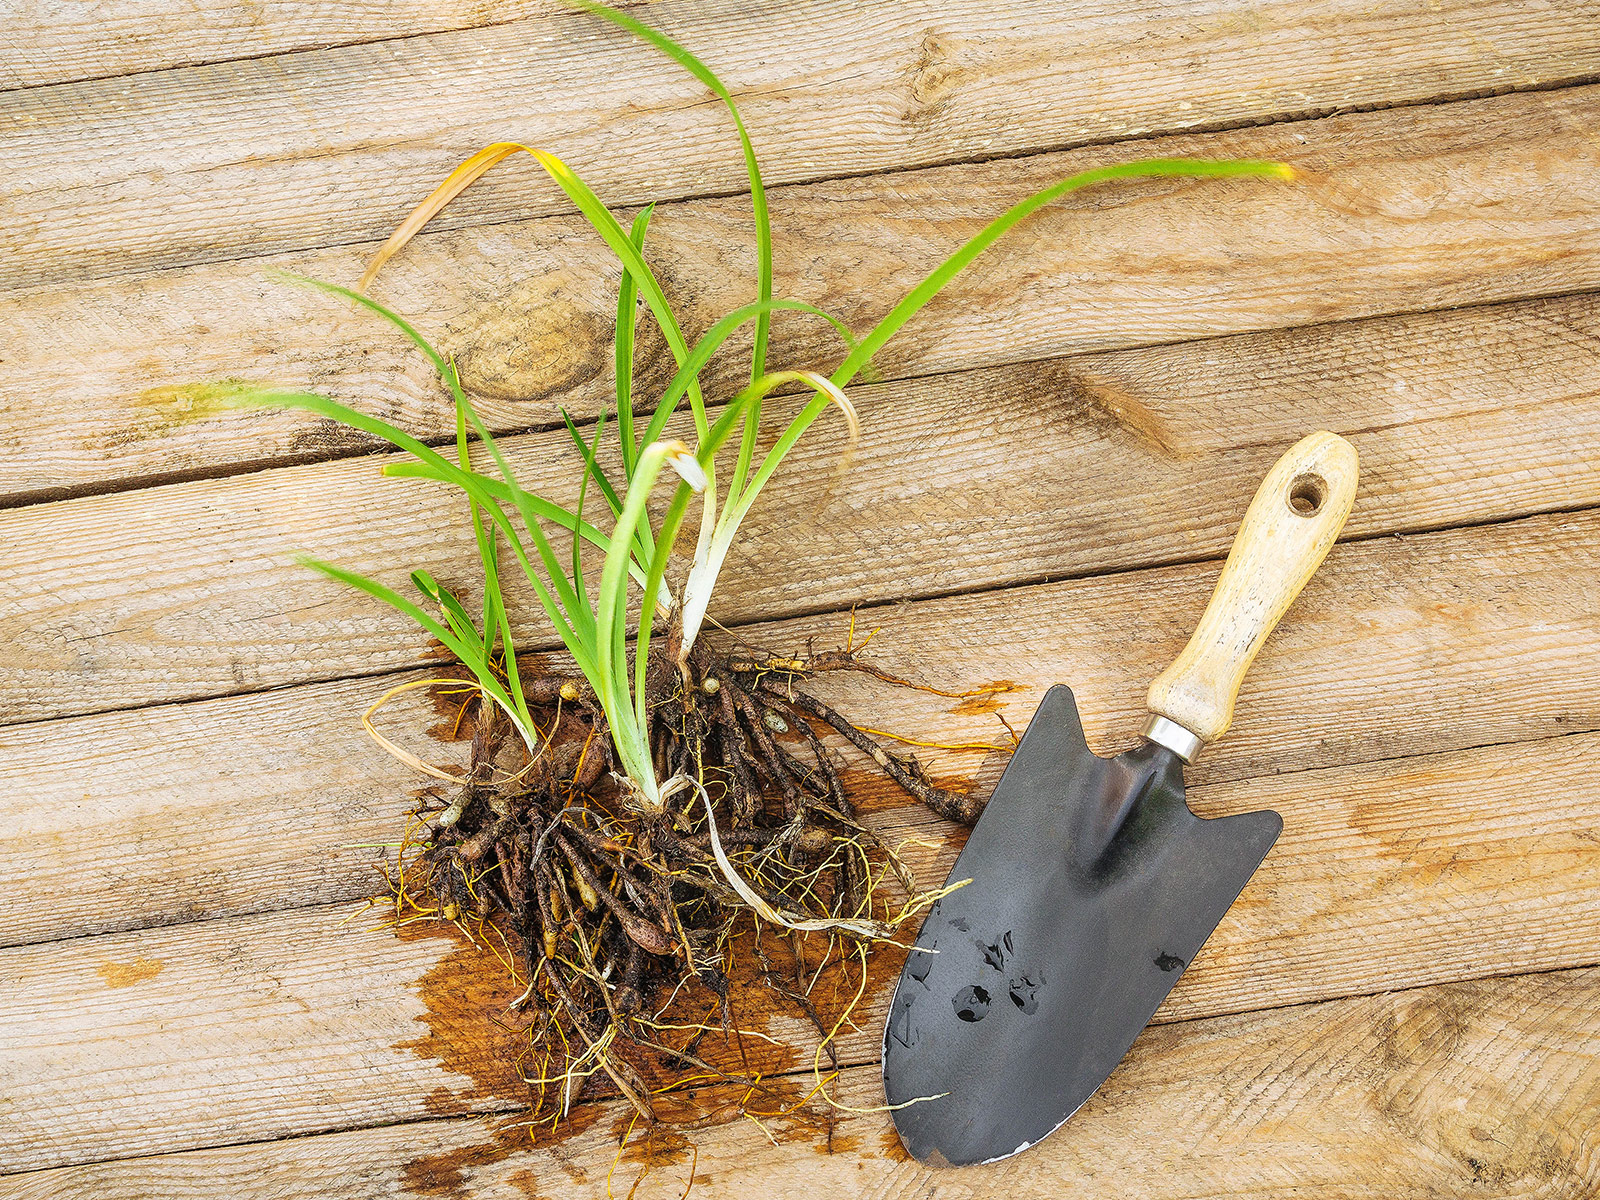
xmin=6 ymin=503 xmax=1600 ymax=950
xmin=7 ymin=285 xmax=1600 ymax=725
xmin=4 ymin=940 xmax=1596 ymax=1190
xmin=0 ymin=675 xmax=469 ymax=946
xmin=9 ymin=86 xmax=1600 ymax=507
xmin=9 ymin=0 xmax=1600 ymax=288
xmin=9 ymin=0 xmax=1598 ymax=99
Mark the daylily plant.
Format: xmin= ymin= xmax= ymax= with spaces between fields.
xmin=247 ymin=2 xmax=1295 ymax=812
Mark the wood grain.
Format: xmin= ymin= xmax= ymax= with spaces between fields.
xmin=6 ymin=502 xmax=1599 ymax=949
xmin=12 ymin=967 xmax=1596 ymax=1198
xmin=0 ymin=676 xmax=468 ymax=946
xmin=4 ymin=548 xmax=1600 ymax=1173
xmin=6 ymin=288 xmax=1600 ymax=725
xmin=6 ymin=1 xmax=1599 ymax=1188
xmin=10 ymin=0 xmax=1599 ymax=99
xmin=0 ymin=0 xmax=620 ymax=90
xmin=8 ymin=0 xmax=1600 ymax=288
xmin=9 ymin=86 xmax=1600 ymax=506
xmin=3 ymin=832 xmax=1587 ymax=1177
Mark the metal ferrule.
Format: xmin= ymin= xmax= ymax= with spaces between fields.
xmin=1141 ymin=714 xmax=1204 ymax=764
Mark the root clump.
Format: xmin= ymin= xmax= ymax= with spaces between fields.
xmin=386 ymin=635 xmax=981 ymax=1131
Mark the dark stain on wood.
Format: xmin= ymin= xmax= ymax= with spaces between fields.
xmin=1059 ymin=363 xmax=1187 ymax=458
xmin=877 ymin=1120 xmax=914 ymax=1162
xmin=502 ymin=1166 xmax=549 ymax=1199
xmin=834 ymin=766 xmax=977 ymax=818
xmin=400 ymin=1107 xmax=606 ymax=1199
xmin=826 ymin=1128 xmax=862 ymax=1156
xmin=286 ymin=415 xmax=376 ymax=456
xmin=400 ymin=1121 xmax=525 ymax=1199
xmin=423 ymin=664 xmax=486 ymax=743
xmin=393 ymin=922 xmax=529 ymax=1114
xmin=612 ymin=1111 xmax=695 ymax=1170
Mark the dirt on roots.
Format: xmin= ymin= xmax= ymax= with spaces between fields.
xmin=382 ymin=630 xmax=993 ymax=1134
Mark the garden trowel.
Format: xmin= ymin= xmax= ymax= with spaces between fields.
xmin=882 ymin=431 xmax=1359 ymax=1166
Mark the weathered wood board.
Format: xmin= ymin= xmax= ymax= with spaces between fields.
xmin=5 ymin=0 xmax=1599 ymax=1193
xmin=10 ymin=0 xmax=1600 ymax=287
xmin=6 ymin=966 xmax=1597 ymax=1195
xmin=7 ymin=297 xmax=1600 ymax=725
xmin=4 ymin=518 xmax=1599 ymax=1170
xmin=8 ymin=86 xmax=1600 ymax=503
xmin=10 ymin=0 xmax=1598 ymax=103
xmin=5 ymin=726 xmax=1599 ymax=1172
xmin=6 ymin=507 xmax=1600 ymax=947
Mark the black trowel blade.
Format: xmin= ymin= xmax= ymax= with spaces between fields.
xmin=882 ymin=685 xmax=1282 ymax=1167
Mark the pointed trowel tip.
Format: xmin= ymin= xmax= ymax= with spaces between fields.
xmin=915 ymin=1144 xmax=953 ymax=1169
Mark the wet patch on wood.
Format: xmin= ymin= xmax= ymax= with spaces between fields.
xmin=877 ymin=1119 xmax=915 ymax=1162
xmin=388 ymin=892 xmax=915 ymax=1187
xmin=394 ymin=922 xmax=530 ymax=1115
xmin=948 ymin=679 xmax=1017 ymax=716
xmin=835 ymin=766 xmax=978 ymax=818
xmin=400 ymin=1121 xmax=526 ymax=1199
xmin=423 ymin=666 xmax=489 ymax=744
xmin=400 ymin=1106 xmax=606 ymax=1200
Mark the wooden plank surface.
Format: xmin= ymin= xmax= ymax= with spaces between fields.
xmin=7 ymin=968 xmax=1594 ymax=1199
xmin=9 ymin=83 xmax=1600 ymax=506
xmin=0 ymin=676 xmax=465 ymax=946
xmin=6 ymin=889 xmax=1593 ymax=1177
xmin=9 ymin=0 xmax=1597 ymax=98
xmin=8 ymin=0 xmax=1600 ymax=289
xmin=0 ymin=0 xmax=610 ymax=90
xmin=3 ymin=512 xmax=1599 ymax=1169
xmin=8 ymin=283 xmax=1600 ymax=725
xmin=6 ymin=502 xmax=1600 ymax=949
xmin=8 ymin=0 xmax=1600 ymax=1190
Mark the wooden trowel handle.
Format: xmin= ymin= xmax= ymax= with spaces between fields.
xmin=1144 ymin=431 xmax=1358 ymax=760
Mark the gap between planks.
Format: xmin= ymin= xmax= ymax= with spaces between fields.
xmin=4 ymin=489 xmax=1594 ymax=737
xmin=6 ymin=0 xmax=1598 ymax=100
xmin=0 ymin=283 xmax=1593 ymax=517
xmin=16 ymin=959 xmax=1600 ymax=1190
xmin=0 ymin=0 xmax=653 ymax=93
xmin=4 ymin=446 xmax=1597 ymax=1170
xmin=6 ymin=4 xmax=1593 ymax=1190
xmin=0 ymin=790 xmax=1593 ymax=1184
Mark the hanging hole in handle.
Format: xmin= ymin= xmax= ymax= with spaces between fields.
xmin=1287 ymin=473 xmax=1326 ymax=516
